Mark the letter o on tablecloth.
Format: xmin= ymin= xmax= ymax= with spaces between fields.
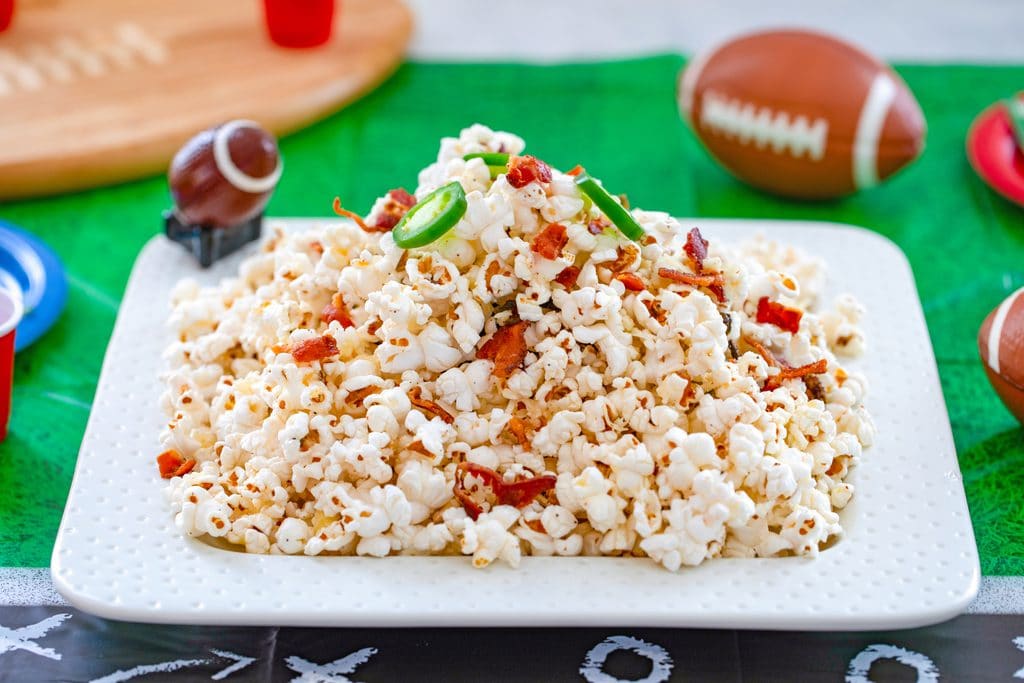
xmin=580 ymin=635 xmax=674 ymax=683
xmin=846 ymin=643 xmax=939 ymax=682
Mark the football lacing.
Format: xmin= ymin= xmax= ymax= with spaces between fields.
xmin=700 ymin=90 xmax=829 ymax=161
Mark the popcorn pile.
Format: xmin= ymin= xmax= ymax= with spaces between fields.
xmin=159 ymin=125 xmax=874 ymax=570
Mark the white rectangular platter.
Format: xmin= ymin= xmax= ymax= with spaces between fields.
xmin=52 ymin=218 xmax=980 ymax=629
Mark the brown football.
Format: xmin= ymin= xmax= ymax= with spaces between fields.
xmin=979 ymin=288 xmax=1024 ymax=424
xmin=678 ymin=29 xmax=926 ymax=199
xmin=168 ymin=120 xmax=282 ymax=228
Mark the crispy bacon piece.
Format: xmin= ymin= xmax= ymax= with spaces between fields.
xmin=506 ymin=155 xmax=552 ymax=188
xmin=615 ymin=272 xmax=646 ymax=292
xmin=743 ymin=337 xmax=779 ymax=368
xmin=388 ymin=187 xmax=416 ymax=207
xmin=508 ymin=417 xmax=531 ymax=448
xmin=756 ymin=297 xmax=803 ymax=334
xmin=804 ymin=374 xmax=826 ymax=401
xmin=290 ymin=335 xmax=339 ymax=363
xmin=321 ymin=293 xmax=355 ymax=328
xmin=453 ymin=462 xmax=556 ymax=520
xmin=565 ymin=164 xmax=584 ymax=176
xmin=524 ymin=518 xmax=546 ymax=533
xmin=157 ymin=450 xmax=196 ymax=479
xmin=370 ymin=188 xmax=418 ymax=230
xmin=476 ymin=320 xmax=529 ymax=378
xmin=331 ymin=197 xmax=376 ymax=232
xmin=530 ymin=223 xmax=569 ymax=260
xmin=554 ymin=265 xmax=580 ymax=288
xmin=607 ymin=244 xmax=640 ymax=273
xmin=641 ymin=298 xmax=667 ymax=324
xmin=657 ymin=267 xmax=726 ymax=302
xmin=684 ymin=227 xmax=709 ymax=271
xmin=764 ymin=359 xmax=829 ymax=391
xmin=345 ymin=385 xmax=380 ymax=406
xmin=409 ymin=386 xmax=454 ymax=424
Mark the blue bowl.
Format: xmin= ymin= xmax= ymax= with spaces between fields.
xmin=0 ymin=220 xmax=68 ymax=351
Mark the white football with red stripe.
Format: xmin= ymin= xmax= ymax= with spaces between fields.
xmin=979 ymin=287 xmax=1024 ymax=423
xmin=678 ymin=29 xmax=926 ymax=199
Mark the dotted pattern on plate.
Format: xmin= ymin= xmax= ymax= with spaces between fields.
xmin=51 ymin=219 xmax=980 ymax=629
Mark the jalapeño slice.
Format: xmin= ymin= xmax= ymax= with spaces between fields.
xmin=391 ymin=182 xmax=467 ymax=249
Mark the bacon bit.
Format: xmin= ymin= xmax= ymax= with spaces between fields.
xmin=321 ymin=293 xmax=355 ymax=328
xmin=684 ymin=227 xmax=709 ymax=271
xmin=756 ymin=297 xmax=803 ymax=334
xmin=641 ymin=298 xmax=667 ymax=324
xmin=332 ymin=197 xmax=377 ymax=232
xmin=506 ymin=155 xmax=553 ymax=188
xmin=554 ymin=265 xmax=580 ymax=288
xmin=174 ymin=458 xmax=197 ymax=477
xmin=157 ymin=450 xmax=195 ymax=479
xmin=157 ymin=450 xmax=182 ymax=478
xmin=525 ymin=518 xmax=546 ymax=533
xmin=565 ymin=164 xmax=584 ymax=177
xmin=290 ymin=335 xmax=339 ymax=363
xmin=764 ymin=359 xmax=829 ymax=391
xmin=409 ymin=386 xmax=454 ymax=424
xmin=608 ymin=244 xmax=640 ymax=273
xmin=345 ymin=385 xmax=380 ymax=406
xmin=804 ymin=374 xmax=826 ymax=401
xmin=530 ymin=223 xmax=569 ymax=260
xmin=389 ymin=187 xmax=416 ymax=207
xmin=657 ymin=267 xmax=726 ymax=301
xmin=407 ymin=440 xmax=434 ymax=458
xmin=453 ymin=462 xmax=557 ymax=520
xmin=743 ymin=337 xmax=779 ymax=368
xmin=476 ymin=320 xmax=529 ymax=378
xmin=615 ymin=272 xmax=646 ymax=292
xmin=508 ymin=417 xmax=531 ymax=448
xmin=371 ymin=188 xmax=418 ymax=230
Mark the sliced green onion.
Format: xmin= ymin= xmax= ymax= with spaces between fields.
xmin=1005 ymin=97 xmax=1024 ymax=152
xmin=463 ymin=153 xmax=510 ymax=180
xmin=392 ymin=182 xmax=467 ymax=249
xmin=463 ymin=152 xmax=510 ymax=165
xmin=574 ymin=171 xmax=645 ymax=242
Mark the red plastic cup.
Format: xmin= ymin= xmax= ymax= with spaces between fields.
xmin=0 ymin=289 xmax=22 ymax=442
xmin=0 ymin=0 xmax=14 ymax=33
xmin=262 ymin=0 xmax=336 ymax=49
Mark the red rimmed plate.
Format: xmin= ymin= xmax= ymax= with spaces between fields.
xmin=966 ymin=98 xmax=1024 ymax=207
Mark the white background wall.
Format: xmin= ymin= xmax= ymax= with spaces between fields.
xmin=406 ymin=0 xmax=1024 ymax=62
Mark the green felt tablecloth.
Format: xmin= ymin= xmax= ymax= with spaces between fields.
xmin=2 ymin=55 xmax=1022 ymax=573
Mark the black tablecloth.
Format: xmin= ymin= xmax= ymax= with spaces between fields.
xmin=0 ymin=608 xmax=1020 ymax=681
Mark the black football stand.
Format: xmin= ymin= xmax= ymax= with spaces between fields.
xmin=163 ymin=211 xmax=264 ymax=268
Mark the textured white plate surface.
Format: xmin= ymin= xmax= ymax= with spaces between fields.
xmin=52 ymin=218 xmax=979 ymax=629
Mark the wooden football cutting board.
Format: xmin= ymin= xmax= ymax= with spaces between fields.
xmin=0 ymin=0 xmax=412 ymax=199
